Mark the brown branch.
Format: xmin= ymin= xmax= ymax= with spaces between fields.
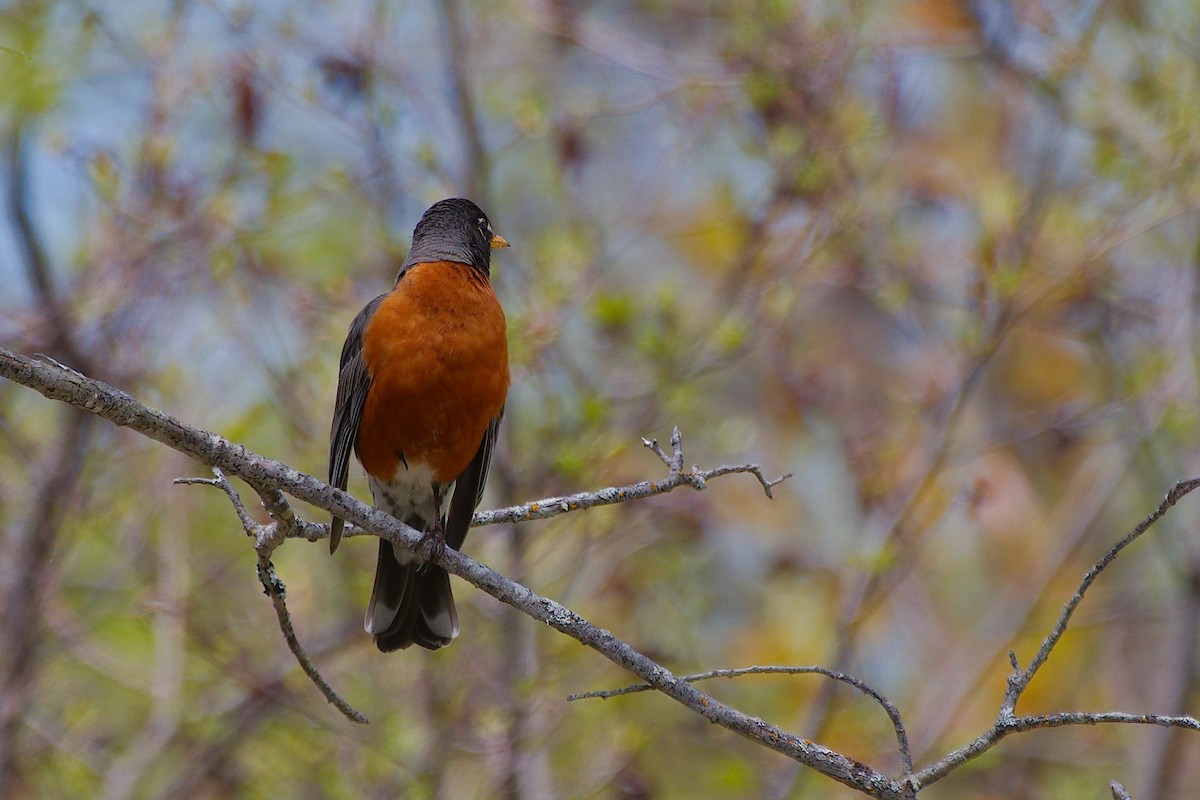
xmin=0 ymin=348 xmax=903 ymax=798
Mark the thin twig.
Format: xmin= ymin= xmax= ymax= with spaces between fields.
xmin=203 ymin=427 xmax=786 ymax=543
xmin=569 ymin=664 xmax=913 ymax=776
xmin=0 ymin=351 xmax=900 ymax=796
xmin=1111 ymin=780 xmax=1133 ymax=800
xmin=909 ymin=478 xmax=1200 ymax=789
xmin=911 ymin=711 xmax=1199 ymax=789
xmin=10 ymin=347 xmax=1199 ymax=797
xmin=473 ymin=427 xmax=790 ymax=527
xmin=1002 ymin=478 xmax=1200 ymax=714
xmin=253 ymin=556 xmax=367 ymax=724
xmin=174 ymin=469 xmax=368 ymax=725
xmin=175 ymin=472 xmax=256 ymax=531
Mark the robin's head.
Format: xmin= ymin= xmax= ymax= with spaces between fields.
xmin=402 ymin=198 xmax=509 ymax=277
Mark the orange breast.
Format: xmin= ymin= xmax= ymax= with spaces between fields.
xmin=356 ymin=261 xmax=509 ymax=483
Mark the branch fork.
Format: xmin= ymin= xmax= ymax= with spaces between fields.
xmin=4 ymin=347 xmax=1199 ymax=798
xmin=642 ymin=426 xmax=792 ymax=499
xmin=175 ymin=469 xmax=368 ymax=724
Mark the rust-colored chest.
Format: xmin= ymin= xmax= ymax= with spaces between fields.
xmin=356 ymin=261 xmax=509 ymax=483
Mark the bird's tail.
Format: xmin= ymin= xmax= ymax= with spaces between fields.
xmin=365 ymin=538 xmax=460 ymax=651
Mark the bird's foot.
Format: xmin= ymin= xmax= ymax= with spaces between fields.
xmin=417 ymin=520 xmax=446 ymax=573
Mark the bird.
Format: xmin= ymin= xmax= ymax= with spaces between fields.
xmin=327 ymin=198 xmax=510 ymax=651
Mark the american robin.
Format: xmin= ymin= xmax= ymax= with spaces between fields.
xmin=328 ymin=198 xmax=510 ymax=651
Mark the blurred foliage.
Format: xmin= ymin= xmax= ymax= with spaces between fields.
xmin=2 ymin=0 xmax=1200 ymax=798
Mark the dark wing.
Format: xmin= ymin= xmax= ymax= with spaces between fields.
xmin=444 ymin=410 xmax=503 ymax=551
xmin=328 ymin=293 xmax=387 ymax=554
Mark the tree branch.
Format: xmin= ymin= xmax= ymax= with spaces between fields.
xmin=174 ymin=470 xmax=369 ymax=724
xmin=471 ymin=427 xmax=790 ymax=527
xmin=0 ymin=348 xmax=905 ymax=798
xmin=912 ymin=711 xmax=1199 ymax=789
xmin=5 ymin=346 xmax=1197 ymax=798
xmin=1002 ymin=478 xmax=1200 ymax=715
xmin=908 ymin=478 xmax=1200 ymax=789
xmin=272 ymin=428 xmax=789 ymax=541
xmin=569 ymin=664 xmax=913 ymax=777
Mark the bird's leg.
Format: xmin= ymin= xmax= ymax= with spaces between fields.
xmin=417 ymin=482 xmax=447 ymax=571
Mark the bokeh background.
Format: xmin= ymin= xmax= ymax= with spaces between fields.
xmin=2 ymin=1 xmax=1199 ymax=797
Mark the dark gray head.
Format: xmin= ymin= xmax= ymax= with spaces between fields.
xmin=400 ymin=198 xmax=509 ymax=277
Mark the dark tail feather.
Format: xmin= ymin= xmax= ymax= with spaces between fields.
xmin=365 ymin=539 xmax=460 ymax=652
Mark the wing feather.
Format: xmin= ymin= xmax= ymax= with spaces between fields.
xmin=444 ymin=411 xmax=503 ymax=550
xmin=328 ymin=293 xmax=387 ymax=553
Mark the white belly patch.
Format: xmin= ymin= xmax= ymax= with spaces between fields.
xmin=367 ymin=463 xmax=454 ymax=566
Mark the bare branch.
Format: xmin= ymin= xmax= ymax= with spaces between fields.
xmin=1002 ymin=478 xmax=1200 ymax=714
xmin=9 ymin=346 xmax=1196 ymax=797
xmin=253 ymin=557 xmax=367 ymax=724
xmin=177 ymin=469 xmax=367 ymax=725
xmin=641 ymin=434 xmax=673 ymax=467
xmin=569 ymin=664 xmax=913 ymax=776
xmin=474 ymin=429 xmax=790 ymax=527
xmin=693 ymin=463 xmax=792 ymax=499
xmin=283 ymin=427 xmax=788 ymax=540
xmin=912 ymin=711 xmax=1199 ymax=789
xmin=0 ymin=348 xmax=905 ymax=798
xmin=904 ymin=479 xmax=1200 ymax=789
xmin=1111 ymin=780 xmax=1132 ymax=800
xmin=1017 ymin=711 xmax=1199 ymax=730
xmin=175 ymin=471 xmax=256 ymax=532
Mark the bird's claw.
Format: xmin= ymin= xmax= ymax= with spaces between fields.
xmin=416 ymin=522 xmax=447 ymax=573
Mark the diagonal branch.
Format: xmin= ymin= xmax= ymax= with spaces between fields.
xmin=1002 ymin=478 xmax=1200 ymax=714
xmin=0 ymin=348 xmax=905 ymax=799
xmin=911 ymin=711 xmax=1199 ymax=789
xmin=175 ymin=470 xmax=368 ymax=724
xmin=7 ymin=345 xmax=1195 ymax=797
xmin=569 ymin=664 xmax=913 ymax=776
xmin=908 ymin=478 xmax=1200 ymax=789
xmin=265 ymin=426 xmax=789 ymax=543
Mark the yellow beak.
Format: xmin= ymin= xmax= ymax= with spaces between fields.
xmin=490 ymin=233 xmax=510 ymax=249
